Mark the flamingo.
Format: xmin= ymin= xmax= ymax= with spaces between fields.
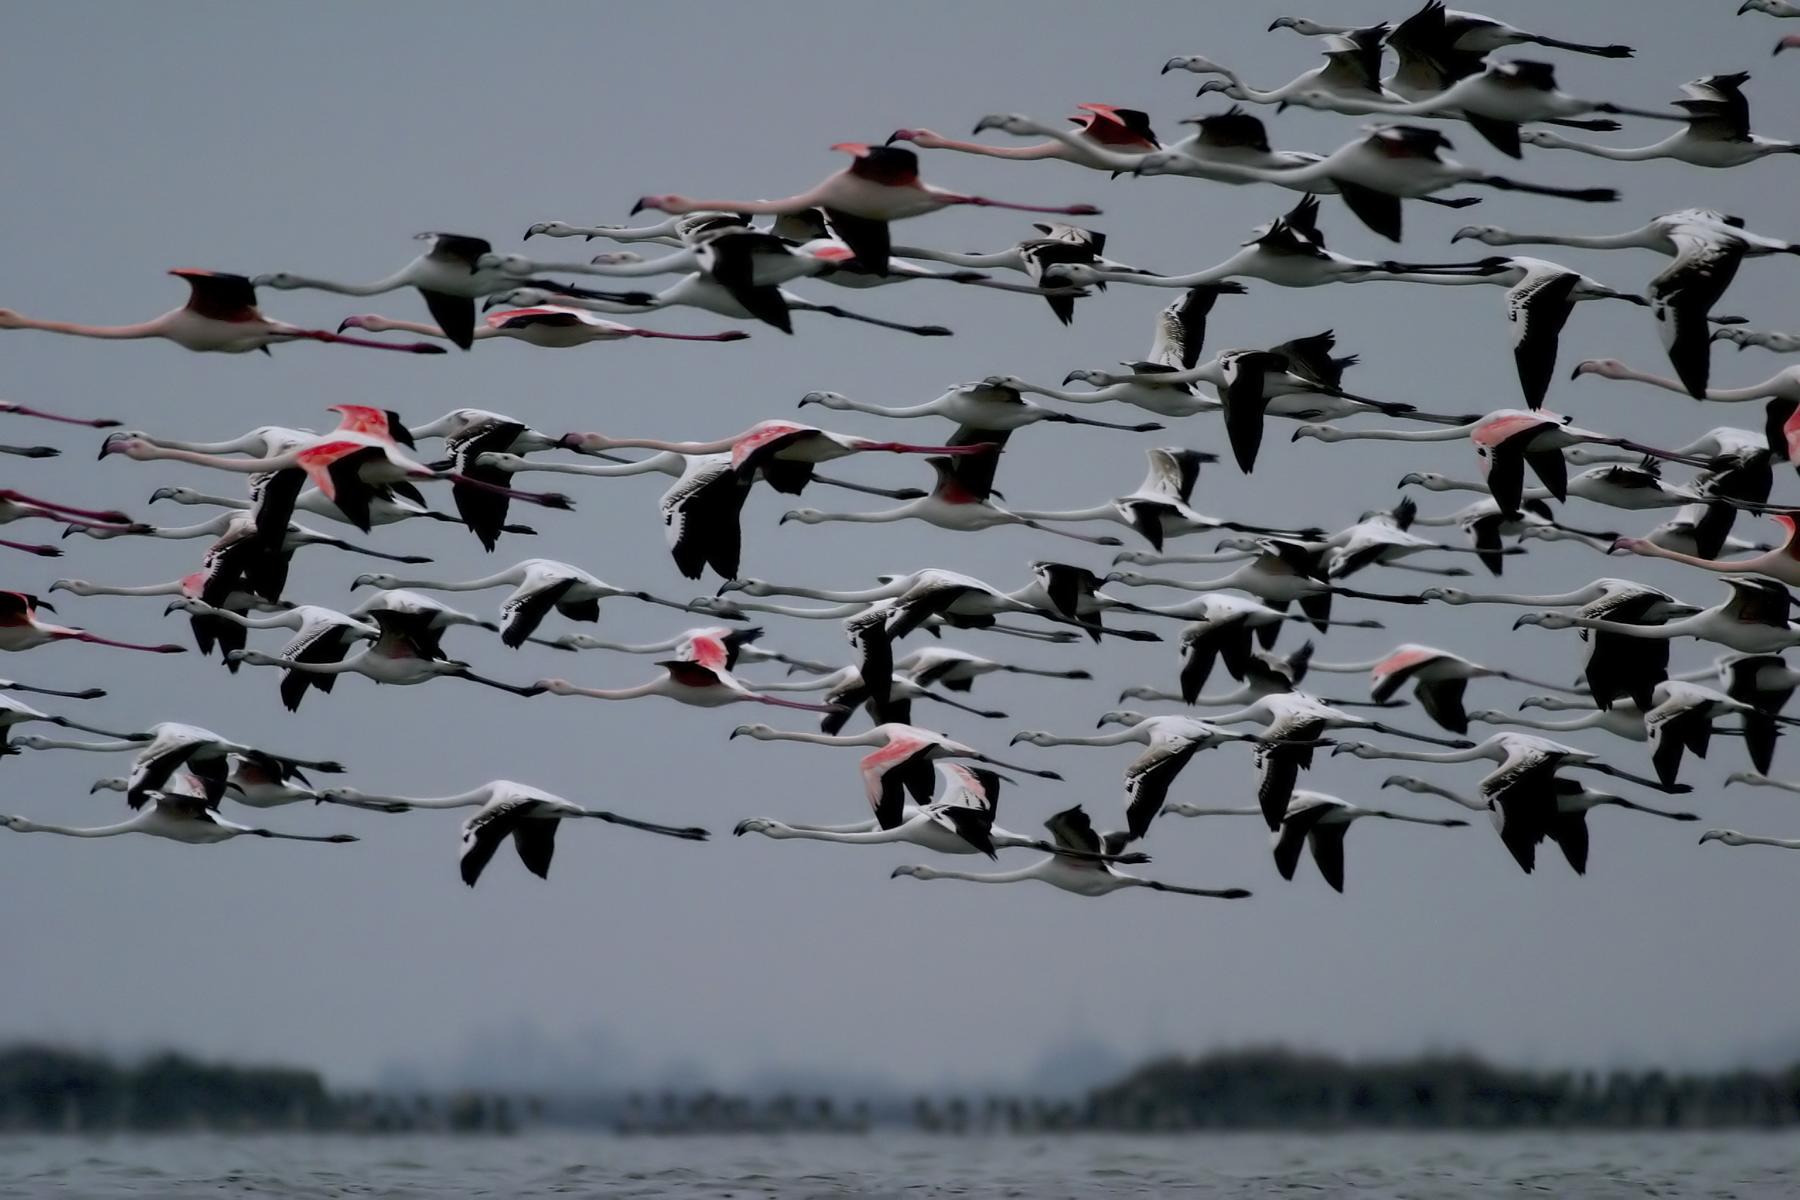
xmin=336 ymin=307 xmax=750 ymax=348
xmin=1166 ymin=791 xmax=1469 ymax=892
xmin=166 ymin=602 xmax=376 ymax=712
xmin=1677 ymin=654 xmax=1800 ymax=773
xmin=0 ymin=270 xmax=444 ymax=354
xmin=1291 ymin=410 xmax=1712 ymax=514
xmin=894 ymin=646 xmax=1090 ymax=692
xmin=759 ymin=663 xmax=1010 ymax=733
xmin=97 ymin=431 xmax=572 ymax=536
xmin=887 ymin=104 xmax=1160 ymax=171
xmin=534 ymin=631 xmax=842 ymax=713
xmin=146 ymin=483 xmax=507 ymax=535
xmin=49 ymin=572 xmax=292 ymax=667
xmin=1304 ymin=643 xmax=1581 ymax=733
xmin=1163 ymin=27 xmax=1405 ymax=115
xmin=482 ymin=277 xmax=952 ymax=337
xmin=0 ymin=591 xmax=184 ymax=655
xmin=1009 ymin=712 xmax=1260 ymax=841
xmin=1332 ymin=730 xmax=1689 ymax=796
xmin=1208 ymin=692 xmax=1475 ymax=827
xmin=317 ymin=779 xmax=707 ymax=886
xmin=0 ymin=798 xmax=357 ymax=846
xmin=1610 ymin=515 xmax=1800 ymax=589
xmin=24 ymin=722 xmax=345 ymax=810
xmin=735 ymin=761 xmax=1141 ymax=862
xmin=250 ymin=233 xmax=568 ymax=349
xmin=1382 ymin=773 xmax=1696 ymax=875
xmin=0 ymin=693 xmax=141 ymax=754
xmin=1105 ymin=542 xmax=1425 ymax=637
xmin=1360 ymin=255 xmax=1648 ymax=408
xmin=777 ymin=455 xmax=1125 ymax=546
xmin=630 ymin=142 xmax=1101 ymax=273
xmin=1038 ymin=195 xmax=1505 ymax=290
xmin=1742 ymin=0 xmax=1800 ymax=16
xmin=1401 ymin=463 xmax=1707 ymax=515
xmin=1453 ymin=209 xmax=1800 ymax=258
xmin=1465 ymin=695 xmax=1650 ymax=743
xmin=797 ymin=377 xmax=1163 ymax=438
xmin=0 ymin=490 xmax=134 ymax=556
xmin=1514 ymin=579 xmax=1800 ymax=656
xmin=349 ymin=560 xmax=693 ymax=649
xmin=1159 ymin=125 xmax=1618 ymax=242
xmin=891 ymin=806 xmax=1250 ymax=899
xmin=1513 ymin=74 xmax=1800 ymax=168
xmin=728 ymin=721 xmax=1063 ymax=828
xmin=1643 ymin=679 xmax=1800 ymax=786
xmin=226 ymin=612 xmax=545 ymax=697
xmin=1006 ymin=448 xmax=1315 ymax=550
xmin=1699 ymin=828 xmax=1800 ymax=849
xmin=1329 ymin=60 xmax=1683 ymax=158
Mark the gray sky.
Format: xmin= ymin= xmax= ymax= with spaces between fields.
xmin=4 ymin=1 xmax=1798 ymax=1090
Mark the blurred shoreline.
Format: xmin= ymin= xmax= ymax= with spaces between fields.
xmin=9 ymin=1043 xmax=1800 ymax=1135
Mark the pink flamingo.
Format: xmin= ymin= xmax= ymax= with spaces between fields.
xmin=1611 ymin=514 xmax=1800 ymax=588
xmin=0 ymin=591 xmax=184 ymax=655
xmin=558 ymin=419 xmax=994 ymax=486
xmin=0 ymin=270 xmax=445 ymax=355
xmin=0 ymin=491 xmax=134 ymax=556
xmin=536 ymin=632 xmax=844 ymax=713
xmin=889 ymin=104 xmax=1159 ymax=168
xmin=97 ymin=426 xmax=573 ymax=534
xmin=336 ymin=307 xmax=751 ymax=348
xmin=632 ymin=143 xmax=1100 ymax=272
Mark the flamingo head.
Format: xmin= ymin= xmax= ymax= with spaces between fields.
xmin=889 ymin=864 xmax=935 ymax=880
xmin=0 ymin=816 xmax=30 ymax=832
xmin=97 ymin=434 xmax=153 ymax=460
xmin=1607 ymin=536 xmax=1649 ymax=556
xmin=630 ymin=195 xmax=686 ymax=216
xmin=1511 ymin=611 xmax=1574 ymax=630
xmin=335 ymin=315 xmax=378 ymax=333
xmin=885 ymin=128 xmax=932 ymax=146
xmin=248 ymin=273 xmax=304 ymax=289
xmin=1416 ymin=586 xmax=1471 ymax=604
xmin=1570 ymin=358 xmax=1626 ymax=381
xmin=1161 ymin=55 xmax=1228 ymax=76
xmin=589 ymin=251 xmax=643 ymax=265
xmin=971 ymin=113 xmax=1037 ymax=137
xmin=1398 ymin=472 xmax=1454 ymax=491
xmin=534 ymin=678 xmax=582 ymax=696
xmin=1379 ymin=775 xmax=1432 ymax=793
xmin=1095 ymin=710 xmax=1145 ymax=729
xmin=733 ymin=818 xmax=775 ymax=836
xmin=1697 ymin=828 xmax=1738 ymax=845
xmin=728 ymin=723 xmax=776 ymax=740
xmin=1193 ymin=80 xmax=1240 ymax=97
xmin=556 ymin=432 xmax=612 ymax=454
xmin=348 ymin=573 xmax=399 ymax=591
xmin=0 ymin=309 xmax=33 ymax=330
xmin=797 ymin=390 xmax=849 ymax=411
xmin=1061 ymin=368 xmax=1113 ymax=386
xmin=1008 ymin=730 xmax=1055 ymax=746
xmin=1267 ymin=16 xmax=1335 ymax=33
xmin=1450 ymin=225 xmax=1508 ymax=245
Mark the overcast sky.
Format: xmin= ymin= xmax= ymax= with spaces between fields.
xmin=5 ymin=1 xmax=1799 ymax=1091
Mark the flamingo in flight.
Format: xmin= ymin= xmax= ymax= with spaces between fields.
xmin=890 ymin=805 xmax=1251 ymax=900
xmin=336 ymin=306 xmax=749 ymax=348
xmin=1513 ymin=73 xmax=1800 ymax=168
xmin=0 ymin=797 xmax=358 ymax=847
xmin=534 ymin=632 xmax=841 ymax=713
xmin=1290 ymin=409 xmax=1712 ymax=514
xmin=631 ymin=142 xmax=1101 ymax=273
xmin=736 ymin=761 xmax=1145 ymax=862
xmin=0 ymin=270 xmax=444 ymax=354
xmin=889 ymin=104 xmax=1161 ymax=171
xmin=0 ymin=591 xmax=184 ymax=656
xmin=97 ymin=425 xmax=573 ymax=536
xmin=1382 ymin=773 xmax=1695 ymax=876
xmin=483 ymin=277 xmax=954 ymax=338
xmin=1166 ymin=791 xmax=1470 ymax=893
xmin=252 ymin=233 xmax=570 ymax=349
xmin=308 ymin=780 xmax=710 ymax=886
xmin=0 ymin=490 xmax=134 ymax=556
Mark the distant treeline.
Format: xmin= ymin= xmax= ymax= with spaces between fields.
xmin=1084 ymin=1048 xmax=1800 ymax=1131
xmin=12 ymin=1042 xmax=1800 ymax=1134
xmin=0 ymin=1045 xmax=525 ymax=1134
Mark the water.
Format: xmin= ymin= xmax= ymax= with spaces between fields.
xmin=2 ymin=1131 xmax=1796 ymax=1197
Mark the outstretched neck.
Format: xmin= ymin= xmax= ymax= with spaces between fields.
xmin=921 ymin=136 xmax=1069 ymax=161
xmin=9 ymin=315 xmax=169 ymax=339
